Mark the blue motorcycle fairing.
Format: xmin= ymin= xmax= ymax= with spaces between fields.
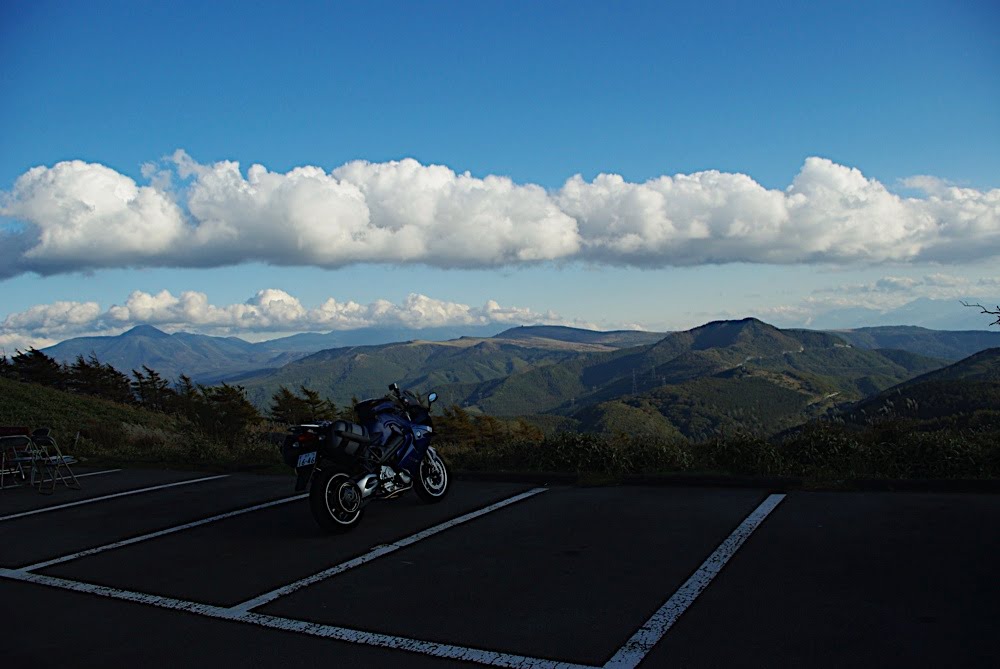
xmin=395 ymin=424 xmax=434 ymax=473
xmin=349 ymin=403 xmax=434 ymax=475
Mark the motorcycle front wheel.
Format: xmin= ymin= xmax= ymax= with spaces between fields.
xmin=309 ymin=468 xmax=364 ymax=533
xmin=414 ymin=448 xmax=450 ymax=503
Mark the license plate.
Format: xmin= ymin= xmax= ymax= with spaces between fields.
xmin=296 ymin=451 xmax=317 ymax=468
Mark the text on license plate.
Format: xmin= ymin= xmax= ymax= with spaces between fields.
xmin=296 ymin=451 xmax=317 ymax=468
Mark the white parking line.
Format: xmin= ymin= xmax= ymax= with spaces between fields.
xmin=0 ymin=567 xmax=228 ymax=616
xmin=0 ymin=474 xmax=229 ymax=522
xmin=21 ymin=494 xmax=308 ymax=572
xmin=0 ymin=567 xmax=594 ymax=669
xmin=603 ymin=493 xmax=786 ymax=669
xmin=0 ymin=487 xmax=787 ymax=668
xmin=75 ymin=469 xmax=123 ymax=478
xmin=229 ymin=487 xmax=548 ymax=613
xmin=242 ymin=609 xmax=594 ymax=669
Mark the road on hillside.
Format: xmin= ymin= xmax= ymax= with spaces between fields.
xmin=1 ymin=468 xmax=997 ymax=668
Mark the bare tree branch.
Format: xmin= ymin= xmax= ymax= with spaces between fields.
xmin=961 ymin=300 xmax=1000 ymax=326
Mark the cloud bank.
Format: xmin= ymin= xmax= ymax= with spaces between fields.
xmin=2 ymin=152 xmax=997 ymax=277
xmin=754 ymin=273 xmax=1000 ymax=328
xmin=0 ymin=289 xmax=580 ymax=352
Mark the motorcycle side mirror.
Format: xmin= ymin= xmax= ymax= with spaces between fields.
xmin=427 ymin=392 xmax=437 ymax=404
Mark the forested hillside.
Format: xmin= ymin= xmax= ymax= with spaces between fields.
xmin=443 ymin=320 xmax=945 ymax=434
xmin=830 ymin=348 xmax=1000 ymax=431
xmin=237 ymin=335 xmax=620 ymax=409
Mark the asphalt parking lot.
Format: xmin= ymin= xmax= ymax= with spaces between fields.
xmin=1 ymin=468 xmax=997 ymax=668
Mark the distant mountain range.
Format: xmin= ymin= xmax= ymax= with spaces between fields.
xmin=233 ymin=325 xmax=663 ymax=409
xmin=446 ymin=319 xmax=949 ymax=439
xmin=41 ymin=323 xmax=509 ymax=383
xmin=38 ymin=319 xmax=1000 ymax=439
xmin=41 ymin=321 xmax=1000 ymax=384
xmin=232 ymin=319 xmax=956 ymax=439
xmin=37 ymin=318 xmax=1000 ymax=438
xmin=42 ymin=325 xmax=304 ymax=384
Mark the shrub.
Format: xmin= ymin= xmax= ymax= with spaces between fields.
xmin=696 ymin=434 xmax=783 ymax=476
xmin=779 ymin=424 xmax=867 ymax=478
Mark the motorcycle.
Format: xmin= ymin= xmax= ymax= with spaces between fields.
xmin=279 ymin=383 xmax=449 ymax=532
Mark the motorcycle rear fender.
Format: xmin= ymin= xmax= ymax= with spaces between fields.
xmin=294 ymin=465 xmax=313 ymax=492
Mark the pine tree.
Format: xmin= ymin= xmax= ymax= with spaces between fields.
xmin=99 ymin=360 xmax=134 ymax=404
xmin=268 ymin=385 xmax=338 ymax=424
xmin=170 ymin=374 xmax=203 ymax=421
xmin=62 ymin=353 xmax=133 ymax=403
xmin=131 ymin=366 xmax=175 ymax=411
xmin=268 ymin=385 xmax=309 ymax=424
xmin=11 ymin=348 xmax=65 ymax=388
xmin=199 ymin=383 xmax=262 ymax=445
xmin=299 ymin=385 xmax=337 ymax=420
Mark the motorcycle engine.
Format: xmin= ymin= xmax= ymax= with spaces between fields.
xmin=378 ymin=465 xmax=412 ymax=497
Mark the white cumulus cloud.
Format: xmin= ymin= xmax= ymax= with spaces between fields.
xmin=2 ymin=300 xmax=103 ymax=334
xmin=0 ymin=332 xmax=58 ymax=354
xmin=1 ymin=160 xmax=188 ymax=274
xmin=2 ymin=153 xmax=998 ymax=277
xmin=0 ymin=289 xmax=588 ymax=347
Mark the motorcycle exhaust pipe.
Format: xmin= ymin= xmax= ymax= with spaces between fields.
xmin=356 ymin=474 xmax=379 ymax=498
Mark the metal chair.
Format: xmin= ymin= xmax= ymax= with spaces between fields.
xmin=28 ymin=428 xmax=81 ymax=494
xmin=1 ymin=435 xmax=35 ymax=490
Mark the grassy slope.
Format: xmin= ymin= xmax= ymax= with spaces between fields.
xmin=0 ymin=377 xmax=277 ymax=467
xmin=0 ymin=376 xmax=180 ymax=443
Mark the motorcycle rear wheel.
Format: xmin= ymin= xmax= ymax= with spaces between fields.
xmin=309 ymin=469 xmax=364 ymax=533
xmin=414 ymin=448 xmax=449 ymax=503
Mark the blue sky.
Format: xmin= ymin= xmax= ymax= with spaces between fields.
xmin=2 ymin=0 xmax=999 ymax=349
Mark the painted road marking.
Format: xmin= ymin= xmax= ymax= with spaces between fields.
xmin=0 ymin=488 xmax=787 ymax=668
xmin=241 ymin=609 xmax=592 ymax=669
xmin=0 ymin=567 xmax=592 ymax=669
xmin=229 ymin=486 xmax=549 ymax=613
xmin=603 ymin=493 xmax=786 ymax=669
xmin=0 ymin=474 xmax=229 ymax=522
xmin=74 ymin=469 xmax=123 ymax=479
xmin=20 ymin=494 xmax=308 ymax=572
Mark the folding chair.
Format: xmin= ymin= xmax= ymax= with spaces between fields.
xmin=1 ymin=435 xmax=34 ymax=490
xmin=28 ymin=428 xmax=81 ymax=494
